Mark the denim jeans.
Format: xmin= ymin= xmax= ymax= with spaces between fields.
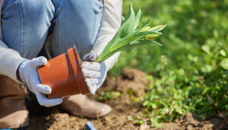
xmin=1 ymin=0 xmax=103 ymax=59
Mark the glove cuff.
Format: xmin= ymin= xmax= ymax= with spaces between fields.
xmin=18 ymin=60 xmax=28 ymax=83
xmin=104 ymin=52 xmax=120 ymax=71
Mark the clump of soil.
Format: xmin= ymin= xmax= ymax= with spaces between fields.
xmin=161 ymin=113 xmax=228 ymax=130
xmin=26 ymin=68 xmax=228 ymax=130
xmin=114 ymin=68 xmax=147 ymax=97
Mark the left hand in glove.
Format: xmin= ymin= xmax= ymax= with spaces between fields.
xmin=18 ymin=57 xmax=63 ymax=107
xmin=82 ymin=51 xmax=107 ymax=94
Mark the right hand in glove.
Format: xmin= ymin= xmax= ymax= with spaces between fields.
xmin=18 ymin=56 xmax=63 ymax=107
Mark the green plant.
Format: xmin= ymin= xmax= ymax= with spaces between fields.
xmin=95 ymin=4 xmax=166 ymax=62
xmin=97 ymin=91 xmax=121 ymax=101
xmin=128 ymin=115 xmax=145 ymax=125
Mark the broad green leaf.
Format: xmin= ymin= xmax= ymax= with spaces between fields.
xmin=117 ymin=3 xmax=135 ymax=38
xmin=136 ymin=120 xmax=145 ymax=125
xmin=121 ymin=3 xmax=133 ymax=26
xmin=220 ymin=49 xmax=226 ymax=57
xmin=134 ymin=7 xmax=141 ymax=29
xmin=176 ymin=107 xmax=184 ymax=114
xmin=202 ymin=45 xmax=212 ymax=56
xmin=121 ymin=16 xmax=125 ymax=26
xmin=221 ymin=58 xmax=228 ymax=70
xmin=143 ymin=100 xmax=149 ymax=106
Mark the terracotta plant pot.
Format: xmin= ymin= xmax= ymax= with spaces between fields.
xmin=38 ymin=46 xmax=90 ymax=99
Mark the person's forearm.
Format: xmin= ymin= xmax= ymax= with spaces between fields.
xmin=104 ymin=52 xmax=120 ymax=71
xmin=0 ymin=41 xmax=26 ymax=83
xmin=92 ymin=0 xmax=122 ymax=70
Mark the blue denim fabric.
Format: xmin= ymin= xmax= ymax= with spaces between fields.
xmin=1 ymin=0 xmax=103 ymax=59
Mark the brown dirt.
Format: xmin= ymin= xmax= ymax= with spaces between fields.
xmin=26 ymin=68 xmax=228 ymax=130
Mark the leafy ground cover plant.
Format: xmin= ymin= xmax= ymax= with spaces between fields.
xmin=107 ymin=0 xmax=228 ymax=128
xmin=95 ymin=4 xmax=166 ymax=62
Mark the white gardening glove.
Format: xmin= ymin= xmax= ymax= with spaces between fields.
xmin=18 ymin=56 xmax=63 ymax=107
xmin=82 ymin=51 xmax=107 ymax=94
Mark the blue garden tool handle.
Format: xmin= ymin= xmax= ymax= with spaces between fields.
xmin=85 ymin=121 xmax=96 ymax=130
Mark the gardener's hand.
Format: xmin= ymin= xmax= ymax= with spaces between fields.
xmin=18 ymin=56 xmax=63 ymax=107
xmin=82 ymin=51 xmax=107 ymax=94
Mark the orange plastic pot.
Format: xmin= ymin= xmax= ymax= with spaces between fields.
xmin=38 ymin=46 xmax=90 ymax=99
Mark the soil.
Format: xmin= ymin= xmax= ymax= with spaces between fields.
xmin=26 ymin=68 xmax=228 ymax=130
